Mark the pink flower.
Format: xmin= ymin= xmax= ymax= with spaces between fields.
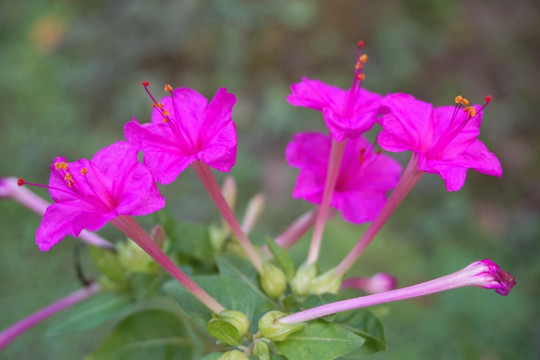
xmin=281 ymin=259 xmax=516 ymax=324
xmin=28 ymin=141 xmax=165 ymax=251
xmin=286 ymin=132 xmax=402 ymax=224
xmin=125 ymin=83 xmax=237 ymax=184
xmin=378 ymin=93 xmax=502 ymax=191
xmin=286 ymin=42 xmax=386 ymax=142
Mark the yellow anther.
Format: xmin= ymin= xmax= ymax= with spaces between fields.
xmin=157 ymin=102 xmax=163 ymax=109
xmin=355 ymin=61 xmax=363 ymax=70
xmin=152 ymin=103 xmax=157 ymax=108
xmin=461 ymin=98 xmax=469 ymax=106
xmin=359 ymin=54 xmax=368 ymax=63
xmin=162 ymin=117 xmax=169 ymax=123
xmin=80 ymin=168 xmax=88 ymax=175
xmin=455 ymin=95 xmax=463 ymax=104
xmin=163 ymin=110 xmax=170 ymax=116
xmin=64 ymin=173 xmax=73 ymax=181
xmin=467 ymin=107 xmax=476 ymax=117
xmin=356 ymin=73 xmax=366 ymax=81
xmin=164 ymin=84 xmax=173 ymax=92
xmin=55 ymin=162 xmax=68 ymax=170
xmin=67 ymin=180 xmax=74 ymax=188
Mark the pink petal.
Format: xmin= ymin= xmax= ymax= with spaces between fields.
xmin=460 ymin=140 xmax=502 ymax=177
xmin=287 ymin=77 xmax=346 ymax=112
xmin=36 ymin=203 xmax=108 ymax=251
xmin=378 ymin=93 xmax=434 ymax=152
xmin=333 ymin=191 xmax=387 ymax=224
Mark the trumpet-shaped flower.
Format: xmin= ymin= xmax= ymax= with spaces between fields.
xmin=286 ymin=132 xmax=402 ymax=224
xmin=287 ymin=42 xmax=386 ymax=142
xmin=378 ymin=93 xmax=502 ymax=191
xmin=281 ymin=259 xmax=516 ymax=324
xmin=25 ymin=141 xmax=165 ymax=251
xmin=125 ymin=83 xmax=237 ymax=184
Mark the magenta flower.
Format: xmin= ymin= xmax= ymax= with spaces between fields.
xmin=27 ymin=141 xmax=165 ymax=251
xmin=281 ymin=259 xmax=516 ymax=324
xmin=286 ymin=132 xmax=402 ymax=224
xmin=124 ymin=83 xmax=237 ymax=184
xmin=378 ymin=94 xmax=502 ymax=191
xmin=287 ymin=42 xmax=386 ymax=142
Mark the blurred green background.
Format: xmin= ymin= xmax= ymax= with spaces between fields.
xmin=1 ymin=0 xmax=538 ymax=359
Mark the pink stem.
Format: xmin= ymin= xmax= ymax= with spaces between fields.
xmin=334 ymin=154 xmax=423 ymax=278
xmin=111 ymin=215 xmax=225 ymax=314
xmin=0 ymin=283 xmax=101 ymax=351
xmin=275 ymin=210 xmax=317 ymax=249
xmin=307 ymin=139 xmax=347 ymax=265
xmin=191 ymin=161 xmax=263 ymax=273
xmin=281 ymin=259 xmax=515 ymax=324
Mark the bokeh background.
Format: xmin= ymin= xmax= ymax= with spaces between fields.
xmin=1 ymin=0 xmax=538 ymax=359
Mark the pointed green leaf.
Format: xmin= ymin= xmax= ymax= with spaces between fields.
xmin=265 ymin=238 xmax=295 ymax=280
xmin=84 ymin=309 xmax=193 ymax=360
xmin=47 ymin=292 xmax=133 ymax=335
xmin=274 ymin=321 xmax=365 ymax=360
xmin=334 ymin=310 xmax=386 ymax=357
xmin=164 ymin=275 xmax=272 ymax=329
xmin=201 ymin=353 xmax=224 ymax=360
xmin=206 ymin=318 xmax=241 ymax=346
xmin=162 ymin=216 xmax=214 ymax=262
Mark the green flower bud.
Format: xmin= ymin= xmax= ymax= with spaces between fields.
xmin=219 ymin=350 xmax=249 ymax=360
xmin=253 ymin=340 xmax=270 ymax=360
xmin=217 ymin=310 xmax=250 ymax=337
xmin=290 ymin=262 xmax=317 ymax=296
xmin=117 ymin=240 xmax=160 ymax=274
xmin=258 ymin=311 xmax=306 ymax=341
xmin=309 ymin=268 xmax=342 ymax=294
xmin=260 ymin=262 xmax=287 ymax=298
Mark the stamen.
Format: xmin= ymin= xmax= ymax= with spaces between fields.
xmin=17 ymin=178 xmax=25 ymax=186
xmin=164 ymin=84 xmax=173 ymax=92
xmin=356 ymin=73 xmax=366 ymax=81
xmin=461 ymin=98 xmax=469 ymax=106
xmin=359 ymin=54 xmax=368 ymax=63
xmin=485 ymin=95 xmax=492 ymax=103
xmin=455 ymin=95 xmax=463 ymax=104
xmin=80 ymin=168 xmax=88 ymax=175
xmin=142 ymin=81 xmax=150 ymax=87
xmin=358 ymin=40 xmax=365 ymax=48
xmin=163 ymin=110 xmax=170 ymax=116
xmin=55 ymin=162 xmax=68 ymax=170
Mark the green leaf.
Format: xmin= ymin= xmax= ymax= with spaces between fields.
xmin=274 ymin=321 xmax=365 ymax=360
xmin=164 ymin=275 xmax=272 ymax=330
xmin=265 ymin=238 xmax=295 ymax=280
xmin=334 ymin=310 xmax=386 ymax=357
xmin=271 ymin=355 xmax=288 ymax=360
xmin=206 ymin=318 xmax=241 ymax=346
xmin=216 ymin=255 xmax=277 ymax=312
xmin=47 ymin=292 xmax=133 ymax=335
xmin=84 ymin=309 xmax=193 ymax=360
xmin=300 ymin=293 xmax=341 ymax=322
xmin=163 ymin=217 xmax=214 ymax=262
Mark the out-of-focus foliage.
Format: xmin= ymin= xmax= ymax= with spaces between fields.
xmin=0 ymin=0 xmax=538 ymax=359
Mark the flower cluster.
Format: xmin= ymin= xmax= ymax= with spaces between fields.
xmin=1 ymin=41 xmax=514 ymax=359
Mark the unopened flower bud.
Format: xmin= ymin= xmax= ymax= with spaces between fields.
xmin=258 ymin=311 xmax=306 ymax=341
xmin=309 ymin=268 xmax=342 ymax=294
xmin=219 ymin=350 xmax=249 ymax=360
xmin=260 ymin=262 xmax=287 ymax=298
xmin=217 ymin=310 xmax=250 ymax=337
xmin=253 ymin=340 xmax=270 ymax=360
xmin=117 ymin=240 xmax=159 ymax=273
xmin=291 ymin=262 xmax=317 ymax=296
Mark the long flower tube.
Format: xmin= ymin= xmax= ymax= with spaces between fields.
xmin=0 ymin=282 xmax=101 ymax=351
xmin=334 ymin=154 xmax=423 ymax=278
xmin=191 ymin=160 xmax=264 ymax=273
xmin=111 ymin=215 xmax=225 ymax=314
xmin=341 ymin=273 xmax=397 ymax=294
xmin=0 ymin=177 xmax=114 ymax=250
xmin=281 ymin=259 xmax=515 ymax=324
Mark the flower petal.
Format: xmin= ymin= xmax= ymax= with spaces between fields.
xmin=36 ymin=203 xmax=108 ymax=251
xmin=287 ymin=77 xmax=346 ymax=112
xmin=378 ymin=93 xmax=434 ymax=152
